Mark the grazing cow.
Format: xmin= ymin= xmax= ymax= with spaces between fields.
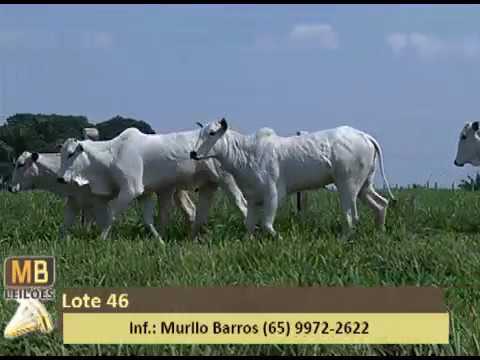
xmin=57 ymin=127 xmax=247 ymax=241
xmin=9 ymin=151 xmax=196 ymax=241
xmin=190 ymin=118 xmax=396 ymax=238
xmin=454 ymin=121 xmax=480 ymax=167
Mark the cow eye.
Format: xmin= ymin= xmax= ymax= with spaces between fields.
xmin=17 ymin=163 xmax=24 ymax=168
xmin=67 ymin=152 xmax=75 ymax=159
xmin=461 ymin=134 xmax=467 ymax=140
xmin=209 ymin=131 xmax=216 ymax=136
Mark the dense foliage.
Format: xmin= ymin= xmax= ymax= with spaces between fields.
xmin=95 ymin=115 xmax=155 ymax=140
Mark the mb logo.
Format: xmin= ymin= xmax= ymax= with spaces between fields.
xmin=3 ymin=256 xmax=55 ymax=301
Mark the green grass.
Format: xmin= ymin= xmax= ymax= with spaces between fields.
xmin=0 ymin=188 xmax=479 ymax=355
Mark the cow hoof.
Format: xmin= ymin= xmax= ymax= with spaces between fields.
xmin=265 ymin=227 xmax=280 ymax=240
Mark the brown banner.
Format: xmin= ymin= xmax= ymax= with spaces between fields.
xmin=59 ymin=287 xmax=446 ymax=314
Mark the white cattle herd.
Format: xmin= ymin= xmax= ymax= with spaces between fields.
xmin=9 ymin=150 xmax=197 ymax=241
xmin=6 ymin=118 xmax=476 ymax=242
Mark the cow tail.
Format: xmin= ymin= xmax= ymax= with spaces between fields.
xmin=366 ymin=134 xmax=396 ymax=201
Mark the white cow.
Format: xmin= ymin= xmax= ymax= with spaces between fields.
xmin=9 ymin=151 xmax=196 ymax=241
xmin=57 ymin=127 xmax=248 ymax=241
xmin=190 ymin=118 xmax=396 ymax=238
xmin=454 ymin=121 xmax=480 ymax=167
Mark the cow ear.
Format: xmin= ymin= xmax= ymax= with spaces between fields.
xmin=195 ymin=122 xmax=204 ymax=128
xmin=473 ymin=121 xmax=479 ymax=132
xmin=31 ymin=152 xmax=39 ymax=162
xmin=220 ymin=118 xmax=228 ymax=131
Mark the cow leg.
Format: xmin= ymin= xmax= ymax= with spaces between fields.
xmin=108 ymin=161 xmax=145 ymax=220
xmin=336 ymin=180 xmax=360 ymax=236
xmin=139 ymin=193 xmax=164 ymax=244
xmin=367 ymin=186 xmax=389 ymax=208
xmin=173 ymin=190 xmax=196 ymax=226
xmin=192 ymin=185 xmax=217 ymax=239
xmin=245 ymin=201 xmax=261 ymax=235
xmin=93 ymin=204 xmax=114 ymax=240
xmin=109 ymin=186 xmax=142 ymax=220
xmin=59 ymin=197 xmax=79 ymax=240
xmin=218 ymin=174 xmax=248 ymax=219
xmin=360 ymin=185 xmax=388 ymax=231
xmin=261 ymin=184 xmax=281 ymax=238
xmin=156 ymin=188 xmax=175 ymax=230
xmin=103 ymin=184 xmax=143 ymax=239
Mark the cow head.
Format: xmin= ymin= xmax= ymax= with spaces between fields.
xmin=190 ymin=118 xmax=228 ymax=161
xmin=57 ymin=138 xmax=90 ymax=186
xmin=455 ymin=121 xmax=480 ymax=167
xmin=9 ymin=151 xmax=40 ymax=192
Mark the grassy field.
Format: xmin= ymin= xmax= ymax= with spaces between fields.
xmin=0 ymin=187 xmax=479 ymax=355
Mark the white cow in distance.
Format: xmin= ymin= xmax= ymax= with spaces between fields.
xmin=190 ymin=118 xmax=396 ymax=238
xmin=57 ymin=127 xmax=248 ymax=242
xmin=83 ymin=127 xmax=100 ymax=141
xmin=9 ymin=151 xmax=196 ymax=241
xmin=454 ymin=121 xmax=480 ymax=167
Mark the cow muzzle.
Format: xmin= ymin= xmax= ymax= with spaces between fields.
xmin=454 ymin=160 xmax=464 ymax=167
xmin=57 ymin=177 xmax=67 ymax=184
xmin=189 ymin=150 xmax=215 ymax=161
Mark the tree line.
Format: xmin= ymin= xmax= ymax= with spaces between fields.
xmin=0 ymin=113 xmax=155 ymax=177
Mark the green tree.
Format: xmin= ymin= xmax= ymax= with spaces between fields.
xmin=96 ymin=115 xmax=155 ymax=140
xmin=0 ymin=113 xmax=157 ymax=165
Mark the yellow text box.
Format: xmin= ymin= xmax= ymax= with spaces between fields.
xmin=63 ymin=313 xmax=449 ymax=344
